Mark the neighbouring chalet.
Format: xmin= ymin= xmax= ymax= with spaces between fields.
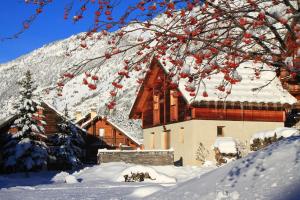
xmin=76 ymin=109 xmax=142 ymax=163
xmin=0 ymin=102 xmax=87 ymax=166
xmin=0 ymin=102 xmax=86 ymax=138
xmin=278 ymin=68 xmax=300 ymax=127
xmin=129 ymin=57 xmax=297 ymax=166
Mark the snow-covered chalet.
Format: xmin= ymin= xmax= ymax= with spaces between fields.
xmin=129 ymin=57 xmax=297 ymax=166
xmin=0 ymin=101 xmax=87 ymax=167
xmin=76 ymin=109 xmax=143 ymax=163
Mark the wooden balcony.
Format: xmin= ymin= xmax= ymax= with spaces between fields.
xmin=102 ymin=137 xmax=129 ymax=147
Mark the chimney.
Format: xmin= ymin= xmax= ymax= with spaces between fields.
xmin=75 ymin=111 xmax=82 ymax=121
xmin=90 ymin=107 xmax=97 ymax=119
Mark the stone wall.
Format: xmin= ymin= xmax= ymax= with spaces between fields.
xmin=97 ymin=149 xmax=174 ymax=165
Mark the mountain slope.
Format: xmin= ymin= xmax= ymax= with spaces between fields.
xmin=0 ymin=30 xmax=145 ymax=142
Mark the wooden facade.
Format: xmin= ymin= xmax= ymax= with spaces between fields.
xmin=0 ymin=102 xmax=68 ymax=139
xmin=80 ymin=116 xmax=141 ymax=149
xmin=278 ymin=68 xmax=300 ymax=127
xmin=279 ymin=68 xmax=300 ymax=101
xmin=76 ymin=114 xmax=142 ymax=163
xmin=130 ymin=58 xmax=289 ymax=129
xmin=130 ymin=59 xmax=191 ymax=129
xmin=191 ymin=108 xmax=285 ymax=122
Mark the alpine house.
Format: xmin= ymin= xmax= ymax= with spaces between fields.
xmin=129 ymin=57 xmax=297 ymax=166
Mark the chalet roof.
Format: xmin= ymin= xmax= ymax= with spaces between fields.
xmin=0 ymin=115 xmax=17 ymax=131
xmin=75 ymin=113 xmax=91 ymax=125
xmin=42 ymin=101 xmax=88 ymax=134
xmin=79 ymin=113 xmax=142 ymax=145
xmin=162 ymin=57 xmax=296 ymax=105
xmin=0 ymin=101 xmax=87 ymax=135
xmin=129 ymin=57 xmax=296 ymax=118
xmin=173 ymin=60 xmax=296 ymax=105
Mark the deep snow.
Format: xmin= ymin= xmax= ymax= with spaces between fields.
xmin=0 ymin=162 xmax=215 ymax=200
xmin=1 ymin=136 xmax=300 ymax=200
xmin=148 ymin=136 xmax=300 ymax=200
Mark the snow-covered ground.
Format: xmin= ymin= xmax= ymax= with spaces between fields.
xmin=1 ymin=136 xmax=299 ymax=200
xmin=149 ymin=136 xmax=300 ymax=200
xmin=0 ymin=162 xmax=215 ymax=200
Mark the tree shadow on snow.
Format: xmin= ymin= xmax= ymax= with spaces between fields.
xmin=0 ymin=171 xmax=60 ymax=189
xmin=0 ymin=167 xmax=85 ymax=189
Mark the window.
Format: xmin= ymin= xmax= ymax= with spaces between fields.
xmin=99 ymin=128 xmax=105 ymax=138
xmin=170 ymin=91 xmax=176 ymax=106
xmin=150 ymin=132 xmax=155 ymax=149
xmin=170 ymin=90 xmax=178 ymax=121
xmin=162 ymin=130 xmax=171 ymax=150
xmin=217 ymin=126 xmax=225 ymax=137
xmin=153 ymin=94 xmax=160 ymax=110
xmin=153 ymin=94 xmax=160 ymax=125
xmin=179 ymin=127 xmax=184 ymax=143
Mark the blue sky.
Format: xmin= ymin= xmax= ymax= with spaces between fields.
xmin=0 ymin=0 xmax=141 ymax=64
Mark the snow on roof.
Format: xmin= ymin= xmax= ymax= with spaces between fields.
xmin=0 ymin=115 xmax=17 ymax=130
xmin=42 ymin=101 xmax=88 ymax=134
xmin=213 ymin=137 xmax=238 ymax=154
xmin=159 ymin=58 xmax=297 ymax=105
xmin=107 ymin=118 xmax=143 ymax=145
xmin=80 ymin=113 xmax=143 ymax=145
xmin=250 ymin=127 xmax=300 ymax=144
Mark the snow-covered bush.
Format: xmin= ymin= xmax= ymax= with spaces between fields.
xmin=2 ymin=70 xmax=48 ymax=172
xmin=123 ymin=172 xmax=155 ymax=182
xmin=48 ymin=120 xmax=85 ymax=170
xmin=64 ymin=175 xmax=79 ymax=184
xmin=117 ymin=165 xmax=176 ymax=183
xmin=213 ymin=137 xmax=241 ymax=166
xmin=250 ymin=127 xmax=299 ymax=151
xmin=195 ymin=142 xmax=209 ymax=165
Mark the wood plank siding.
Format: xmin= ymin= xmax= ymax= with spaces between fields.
xmin=84 ymin=118 xmax=140 ymax=149
xmin=191 ymin=108 xmax=285 ymax=122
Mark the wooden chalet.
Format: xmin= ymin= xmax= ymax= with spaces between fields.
xmin=278 ymin=68 xmax=300 ymax=127
xmin=0 ymin=102 xmax=87 ymax=167
xmin=278 ymin=21 xmax=300 ymax=126
xmin=0 ymin=102 xmax=86 ymax=138
xmin=129 ymin=57 xmax=297 ymax=165
xmin=76 ymin=109 xmax=142 ymax=163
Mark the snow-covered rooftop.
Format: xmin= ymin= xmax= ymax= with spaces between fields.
xmin=80 ymin=113 xmax=143 ymax=145
xmin=250 ymin=127 xmax=300 ymax=144
xmin=160 ymin=58 xmax=297 ymax=105
xmin=213 ymin=137 xmax=238 ymax=154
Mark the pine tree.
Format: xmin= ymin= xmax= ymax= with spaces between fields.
xmin=49 ymin=104 xmax=85 ymax=170
xmin=2 ymin=70 xmax=48 ymax=172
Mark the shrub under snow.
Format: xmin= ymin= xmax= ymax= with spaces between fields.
xmin=213 ymin=137 xmax=241 ymax=166
xmin=250 ymin=127 xmax=299 ymax=151
xmin=64 ymin=175 xmax=79 ymax=184
xmin=117 ymin=165 xmax=176 ymax=183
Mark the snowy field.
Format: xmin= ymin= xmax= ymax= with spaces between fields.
xmin=1 ymin=136 xmax=300 ymax=200
xmin=0 ymin=162 xmax=215 ymax=200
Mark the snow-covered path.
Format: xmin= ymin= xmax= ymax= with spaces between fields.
xmin=0 ymin=181 xmax=162 ymax=200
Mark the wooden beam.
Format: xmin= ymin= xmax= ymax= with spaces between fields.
xmin=163 ymin=73 xmax=167 ymax=125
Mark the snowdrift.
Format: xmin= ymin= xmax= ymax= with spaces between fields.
xmin=148 ymin=136 xmax=300 ymax=200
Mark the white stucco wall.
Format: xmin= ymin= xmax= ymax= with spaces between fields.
xmin=143 ymin=120 xmax=284 ymax=166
